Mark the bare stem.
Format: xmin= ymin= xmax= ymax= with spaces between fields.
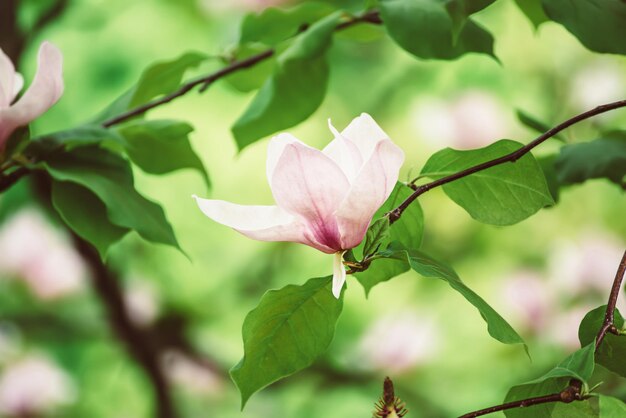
xmin=596 ymin=250 xmax=626 ymax=349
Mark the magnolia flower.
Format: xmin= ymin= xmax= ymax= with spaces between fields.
xmin=0 ymin=41 xmax=63 ymax=150
xmin=194 ymin=114 xmax=404 ymax=297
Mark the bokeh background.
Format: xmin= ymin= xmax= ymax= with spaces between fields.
xmin=1 ymin=0 xmax=625 ymax=417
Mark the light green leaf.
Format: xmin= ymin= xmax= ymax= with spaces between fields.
xmin=239 ymin=2 xmax=336 ymax=45
xmin=363 ymin=217 xmax=390 ymax=257
xmin=223 ymin=44 xmax=277 ymax=93
xmin=232 ymin=13 xmax=340 ymax=150
xmin=43 ymin=146 xmax=180 ymax=250
xmin=116 ymin=119 xmax=210 ymax=190
xmin=514 ymin=0 xmax=548 ymax=28
xmin=579 ymin=305 xmax=626 ymax=378
xmin=51 ymin=181 xmax=129 ymax=258
xmin=445 ymin=0 xmax=496 ymax=39
xmin=421 ymin=139 xmax=554 ymax=225
xmin=542 ymin=0 xmax=626 ymax=55
xmin=231 ymin=276 xmax=343 ymax=408
xmin=599 ymin=396 xmax=626 ymax=417
xmin=379 ymin=0 xmax=496 ymax=60
xmin=555 ymin=134 xmax=626 ymax=188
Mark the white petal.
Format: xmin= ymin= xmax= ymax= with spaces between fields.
xmin=332 ymin=251 xmax=347 ymax=299
xmin=8 ymin=42 xmax=64 ymax=127
xmin=270 ymin=141 xmax=350 ymax=251
xmin=322 ymin=119 xmax=363 ymax=182
xmin=341 ymin=113 xmax=391 ymax=161
xmin=12 ymin=73 xmax=24 ymax=101
xmin=335 ymin=139 xmax=405 ymax=249
xmin=266 ymin=133 xmax=303 ymax=185
xmin=0 ymin=48 xmax=16 ymax=108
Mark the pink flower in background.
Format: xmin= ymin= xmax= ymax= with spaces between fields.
xmin=194 ymin=114 xmax=404 ymax=298
xmin=0 ymin=355 xmax=76 ymax=416
xmin=500 ymin=271 xmax=553 ymax=334
xmin=0 ymin=41 xmax=63 ymax=150
xmin=0 ymin=209 xmax=86 ymax=300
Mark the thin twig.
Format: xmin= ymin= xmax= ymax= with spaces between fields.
xmin=388 ymin=99 xmax=626 ymax=224
xmin=458 ymin=380 xmax=583 ymax=418
xmin=0 ymin=166 xmax=29 ymax=192
xmin=596 ymin=250 xmax=626 ymax=349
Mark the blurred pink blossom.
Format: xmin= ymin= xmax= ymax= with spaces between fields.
xmin=500 ymin=270 xmax=553 ymax=335
xmin=572 ymin=60 xmax=625 ymax=110
xmin=0 ymin=209 xmax=86 ymax=300
xmin=411 ymin=91 xmax=509 ymax=150
xmin=354 ymin=311 xmax=439 ymax=374
xmin=0 ymin=355 xmax=76 ymax=417
xmin=545 ymin=305 xmax=596 ymax=350
xmin=124 ymin=279 xmax=161 ymax=327
xmin=162 ymin=350 xmax=223 ymax=395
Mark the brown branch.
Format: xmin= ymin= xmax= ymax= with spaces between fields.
xmin=0 ymin=166 xmax=29 ymax=192
xmin=458 ymin=380 xmax=583 ymax=418
xmin=388 ymin=99 xmax=626 ymax=224
xmin=101 ymin=10 xmax=381 ymax=128
xmin=596 ymin=250 xmax=626 ymax=349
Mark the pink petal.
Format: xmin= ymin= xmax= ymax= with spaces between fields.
xmin=335 ymin=139 xmax=405 ymax=249
xmin=341 ymin=113 xmax=391 ymax=161
xmin=266 ymin=133 xmax=302 ymax=185
xmin=332 ymin=251 xmax=346 ymax=298
xmin=7 ymin=42 xmax=63 ymax=127
xmin=0 ymin=48 xmax=16 ymax=108
xmin=270 ymin=140 xmax=350 ymax=252
xmin=322 ymin=119 xmax=363 ymax=181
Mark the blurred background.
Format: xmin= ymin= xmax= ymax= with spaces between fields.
xmin=0 ymin=0 xmax=625 ymax=417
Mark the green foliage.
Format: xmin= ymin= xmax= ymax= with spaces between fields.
xmin=357 ymin=248 xmax=525 ymax=347
xmin=579 ymin=305 xmax=626 ymax=378
xmin=51 ymin=181 xmax=129 ymax=258
xmin=421 ymin=139 xmax=554 ymax=225
xmin=223 ymin=44 xmax=277 ymax=93
xmin=445 ymin=0 xmax=496 ymax=38
xmin=555 ymin=134 xmax=626 ymax=188
xmin=504 ymin=343 xmax=596 ymax=418
xmin=516 ymin=109 xmax=564 ymax=142
xmin=514 ymin=0 xmax=548 ymax=28
xmin=599 ymin=396 xmax=626 ymax=417
xmin=43 ymin=146 xmax=180 ymax=251
xmin=231 ymin=13 xmax=340 ymax=150
xmin=542 ymin=0 xmax=626 ymax=55
xmin=239 ymin=2 xmax=336 ymax=46
xmin=116 ymin=119 xmax=210 ymax=190
xmin=379 ymin=0 xmax=495 ymax=60
xmin=231 ymin=276 xmax=343 ymax=408
xmin=25 ymin=126 xmax=127 ymax=157
xmin=362 ymin=217 xmax=390 ymax=257
xmin=95 ymin=52 xmax=207 ymax=122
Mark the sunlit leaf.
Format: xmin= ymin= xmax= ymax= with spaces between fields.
xmin=599 ymin=396 xmax=626 ymax=417
xmin=514 ymin=0 xmax=548 ymax=28
xmin=362 ymin=217 xmax=390 ymax=257
xmin=231 ymin=276 xmax=343 ymax=408
xmin=421 ymin=139 xmax=554 ymax=225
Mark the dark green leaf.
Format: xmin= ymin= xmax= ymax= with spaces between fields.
xmin=223 ymin=44 xmax=276 ymax=93
xmin=579 ymin=305 xmax=626 ymax=378
xmin=94 ymin=52 xmax=207 ymax=122
xmin=555 ymin=134 xmax=626 ymax=188
xmin=25 ymin=126 xmax=127 ymax=157
xmin=504 ymin=343 xmax=597 ymax=418
xmin=117 ymin=119 xmax=210 ymax=190
xmin=542 ymin=0 xmax=626 ymax=55
xmin=358 ymin=248 xmax=525 ymax=347
xmin=3 ymin=126 xmax=30 ymax=159
xmin=51 ymin=181 xmax=129 ymax=258
xmin=239 ymin=2 xmax=336 ymax=45
xmin=232 ymin=13 xmax=340 ymax=150
xmin=43 ymin=146 xmax=180 ymax=250
xmin=516 ymin=109 xmax=564 ymax=142
xmin=231 ymin=276 xmax=343 ymax=408
xmin=599 ymin=396 xmax=626 ymax=417
xmin=537 ymin=154 xmax=560 ymax=203
xmin=363 ymin=217 xmax=390 ymax=257
xmin=421 ymin=139 xmax=554 ymax=225
xmin=514 ymin=0 xmax=548 ymax=28
xmin=445 ymin=0 xmax=496 ymax=39
xmin=379 ymin=0 xmax=496 ymax=60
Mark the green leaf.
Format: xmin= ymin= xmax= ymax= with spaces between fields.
xmin=445 ymin=0 xmax=496 ymax=39
xmin=95 ymin=52 xmax=207 ymax=122
xmin=51 ymin=181 xmax=129 ymax=258
xmin=555 ymin=134 xmax=626 ymax=188
xmin=362 ymin=217 xmax=390 ymax=257
xmin=239 ymin=2 xmax=336 ymax=45
xmin=231 ymin=276 xmax=343 ymax=408
xmin=379 ymin=0 xmax=495 ymax=60
xmin=504 ymin=343 xmax=597 ymax=418
xmin=25 ymin=126 xmax=127 ymax=157
xmin=514 ymin=0 xmax=548 ymax=28
xmin=232 ymin=13 xmax=340 ymax=150
xmin=536 ymin=154 xmax=560 ymax=203
xmin=516 ymin=109 xmax=565 ymax=142
xmin=43 ymin=146 xmax=180 ymax=250
xmin=542 ymin=0 xmax=626 ymax=55
xmin=421 ymin=139 xmax=554 ymax=225
xmin=223 ymin=44 xmax=277 ymax=93
xmin=579 ymin=305 xmax=626 ymax=378
xmin=116 ymin=119 xmax=210 ymax=190
xmin=599 ymin=396 xmax=626 ymax=417
xmin=358 ymin=248 xmax=526 ymax=348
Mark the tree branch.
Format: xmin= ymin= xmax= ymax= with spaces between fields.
xmin=388 ymin=99 xmax=626 ymax=224
xmin=596 ymin=250 xmax=626 ymax=349
xmin=458 ymin=380 xmax=583 ymax=418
